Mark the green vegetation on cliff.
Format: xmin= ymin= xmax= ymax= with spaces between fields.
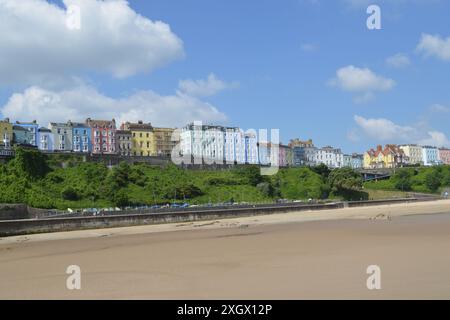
xmin=364 ymin=166 xmax=450 ymax=194
xmin=0 ymin=148 xmax=448 ymax=210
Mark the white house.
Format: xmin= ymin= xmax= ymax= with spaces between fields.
xmin=422 ymin=146 xmax=441 ymax=166
xmin=315 ymin=146 xmax=344 ymax=168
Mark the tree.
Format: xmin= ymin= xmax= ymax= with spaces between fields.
xmin=234 ymin=165 xmax=264 ymax=186
xmin=257 ymin=182 xmax=275 ymax=197
xmin=425 ymin=170 xmax=441 ymax=192
xmin=328 ymin=168 xmax=363 ymax=192
xmin=9 ymin=147 xmax=50 ymax=180
xmin=175 ymin=183 xmax=203 ymax=199
xmin=311 ymin=163 xmax=331 ymax=181
xmin=328 ymin=168 xmax=365 ymax=201
xmin=393 ymin=169 xmax=413 ymax=191
xmin=113 ymin=190 xmax=130 ymax=208
xmin=61 ymin=187 xmax=80 ymax=201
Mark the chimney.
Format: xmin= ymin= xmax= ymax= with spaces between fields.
xmin=377 ymin=145 xmax=382 ymax=151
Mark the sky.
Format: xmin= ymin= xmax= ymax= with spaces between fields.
xmin=0 ymin=0 xmax=449 ymax=153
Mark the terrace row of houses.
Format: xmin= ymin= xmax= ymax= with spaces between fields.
xmin=1 ymin=118 xmax=449 ymax=168
xmin=0 ymin=118 xmax=176 ymax=157
xmin=179 ymin=125 xmax=450 ymax=168
xmin=363 ymin=144 xmax=450 ymax=168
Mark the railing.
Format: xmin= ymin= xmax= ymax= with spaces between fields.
xmin=0 ymin=148 xmax=15 ymax=157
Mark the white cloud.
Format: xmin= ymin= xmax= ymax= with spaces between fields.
xmin=1 ymin=85 xmax=227 ymax=128
xmin=429 ymin=104 xmax=450 ymax=113
xmin=354 ymin=115 xmax=450 ymax=148
xmin=416 ymin=33 xmax=450 ymax=61
xmin=331 ymin=66 xmax=395 ymax=92
xmin=178 ymin=74 xmax=238 ymax=97
xmin=418 ymin=131 xmax=450 ymax=147
xmin=0 ymin=0 xmax=184 ymax=85
xmin=354 ymin=115 xmax=415 ymax=141
xmin=386 ymin=53 xmax=411 ymax=68
xmin=329 ymin=66 xmax=395 ymax=103
xmin=300 ymin=43 xmax=318 ymax=52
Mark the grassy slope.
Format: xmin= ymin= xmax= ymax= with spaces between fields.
xmin=1 ymin=151 xmax=448 ymax=210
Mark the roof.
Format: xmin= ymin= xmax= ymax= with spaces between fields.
xmin=183 ymin=122 xmax=229 ymax=131
xmin=153 ymin=127 xmax=175 ymax=131
xmin=123 ymin=122 xmax=153 ymax=131
xmin=13 ymin=125 xmax=28 ymax=131
xmin=86 ymin=118 xmax=116 ymax=128
xmin=71 ymin=123 xmax=89 ymax=128
xmin=38 ymin=127 xmax=51 ymax=132
xmin=288 ymin=138 xmax=314 ymax=148
xmin=50 ymin=122 xmax=71 ymax=127
xmin=366 ymin=145 xmax=405 ymax=157
xmin=15 ymin=121 xmax=37 ymax=125
xmin=116 ymin=130 xmax=132 ymax=135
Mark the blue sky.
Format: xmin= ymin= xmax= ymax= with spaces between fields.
xmin=0 ymin=0 xmax=449 ymax=153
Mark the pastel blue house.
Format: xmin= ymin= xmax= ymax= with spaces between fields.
xmin=37 ymin=127 xmax=53 ymax=151
xmin=422 ymin=146 xmax=441 ymax=166
xmin=71 ymin=123 xmax=91 ymax=153
xmin=12 ymin=125 xmax=33 ymax=145
xmin=344 ymin=153 xmax=363 ymax=169
xmin=15 ymin=121 xmax=39 ymax=146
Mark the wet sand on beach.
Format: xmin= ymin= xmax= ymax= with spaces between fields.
xmin=0 ymin=200 xmax=449 ymax=299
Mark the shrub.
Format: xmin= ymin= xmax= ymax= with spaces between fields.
xmin=257 ymin=182 xmax=274 ymax=197
xmin=392 ymin=169 xmax=413 ymax=191
xmin=9 ymin=147 xmax=50 ymax=180
xmin=425 ymin=170 xmax=441 ymax=192
xmin=112 ymin=190 xmax=130 ymax=208
xmin=61 ymin=187 xmax=80 ymax=201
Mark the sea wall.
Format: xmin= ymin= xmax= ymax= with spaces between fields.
xmin=0 ymin=204 xmax=28 ymax=220
xmin=0 ymin=202 xmax=343 ymax=237
xmin=0 ymin=198 xmax=440 ymax=237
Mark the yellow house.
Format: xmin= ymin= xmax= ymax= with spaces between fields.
xmin=121 ymin=121 xmax=156 ymax=156
xmin=364 ymin=145 xmax=407 ymax=169
xmin=0 ymin=118 xmax=13 ymax=148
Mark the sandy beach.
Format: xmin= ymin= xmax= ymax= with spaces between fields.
xmin=0 ymin=199 xmax=449 ymax=299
